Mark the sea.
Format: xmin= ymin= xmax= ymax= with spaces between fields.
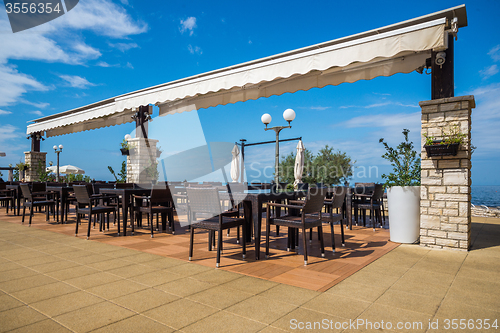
xmin=471 ymin=185 xmax=500 ymax=208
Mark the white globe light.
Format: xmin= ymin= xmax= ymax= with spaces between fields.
xmin=58 ymin=144 xmax=63 ymax=149
xmin=283 ymin=108 xmax=296 ymax=122
xmin=261 ymin=113 xmax=272 ymax=125
xmin=124 ymin=134 xmax=132 ymax=140
xmin=53 ymin=145 xmax=57 ymax=150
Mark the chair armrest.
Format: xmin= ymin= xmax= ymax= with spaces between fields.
xmin=288 ymin=200 xmax=305 ymax=205
xmin=267 ymin=202 xmax=304 ymax=210
xmin=132 ymin=195 xmax=150 ymax=200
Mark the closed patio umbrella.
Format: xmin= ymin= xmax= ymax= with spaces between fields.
xmin=293 ymin=140 xmax=305 ymax=189
xmin=230 ymin=144 xmax=240 ymax=183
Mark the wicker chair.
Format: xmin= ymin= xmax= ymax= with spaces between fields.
xmin=322 ymin=186 xmax=346 ymax=251
xmin=20 ymin=184 xmax=58 ymax=226
xmin=133 ymin=186 xmax=175 ymax=237
xmin=73 ymin=185 xmax=118 ymax=239
xmin=266 ymin=187 xmax=327 ymax=265
xmin=353 ymin=183 xmax=384 ymax=230
xmin=0 ymin=188 xmax=15 ymax=214
xmin=186 ymin=187 xmax=246 ymax=268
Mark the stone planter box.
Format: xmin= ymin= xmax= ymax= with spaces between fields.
xmin=424 ymin=142 xmax=459 ymax=157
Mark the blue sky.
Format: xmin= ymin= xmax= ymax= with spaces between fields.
xmin=0 ymin=0 xmax=499 ymax=185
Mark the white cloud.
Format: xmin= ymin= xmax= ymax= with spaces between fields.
xmin=51 ymin=0 xmax=148 ymax=38
xmin=108 ymin=42 xmax=139 ymax=52
xmin=0 ymin=65 xmax=48 ymax=107
xmin=340 ymin=101 xmax=418 ymax=109
xmin=96 ymin=61 xmax=112 ymax=67
xmin=187 ymin=44 xmax=202 ymax=55
xmin=0 ymin=0 xmax=147 ymax=107
xmin=0 ymin=109 xmax=12 ymax=115
xmin=72 ymin=42 xmax=102 ymax=60
xmin=29 ymin=111 xmax=43 ymax=116
xmin=0 ymin=124 xmax=20 ymax=140
xmin=459 ymin=83 xmax=500 ymax=157
xmin=480 ymin=64 xmax=499 ymax=79
xmin=337 ymin=112 xmax=420 ymax=129
xmin=180 ymin=17 xmax=197 ymax=36
xmin=59 ymin=75 xmax=96 ymax=88
xmin=20 ymin=100 xmax=50 ymax=108
xmin=125 ymin=62 xmax=134 ymax=69
xmin=488 ymin=45 xmax=500 ymax=62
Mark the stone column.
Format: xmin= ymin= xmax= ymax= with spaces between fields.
xmin=24 ymin=151 xmax=47 ymax=181
xmin=126 ymin=138 xmax=159 ymax=184
xmin=419 ymin=95 xmax=475 ymax=250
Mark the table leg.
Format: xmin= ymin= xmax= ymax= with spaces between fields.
xmin=243 ymin=201 xmax=252 ymax=243
xmin=347 ymin=192 xmax=352 ymax=230
xmin=254 ymin=198 xmax=263 ymax=260
xmin=122 ymin=195 xmax=128 ymax=236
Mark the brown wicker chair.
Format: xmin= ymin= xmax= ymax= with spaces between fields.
xmin=20 ymin=184 xmax=58 ymax=226
xmin=133 ymin=186 xmax=175 ymax=238
xmin=186 ymin=187 xmax=246 ymax=268
xmin=0 ymin=188 xmax=15 ymax=214
xmin=73 ymin=185 xmax=118 ymax=239
xmin=353 ymin=183 xmax=384 ymax=230
xmin=322 ymin=187 xmax=346 ymax=251
xmin=266 ymin=187 xmax=327 ymax=265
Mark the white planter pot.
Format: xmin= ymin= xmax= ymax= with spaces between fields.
xmin=387 ymin=186 xmax=420 ymax=243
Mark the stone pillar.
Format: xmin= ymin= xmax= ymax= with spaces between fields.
xmin=419 ymin=95 xmax=475 ymax=250
xmin=24 ymin=151 xmax=47 ymax=181
xmin=126 ymin=138 xmax=159 ymax=184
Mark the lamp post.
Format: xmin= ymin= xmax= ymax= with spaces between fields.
xmin=53 ymin=145 xmax=63 ymax=182
xmin=261 ymin=108 xmax=296 ymax=185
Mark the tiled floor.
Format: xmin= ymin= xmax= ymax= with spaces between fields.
xmin=1 ymin=210 xmax=500 ymax=332
xmin=0 ymin=210 xmax=399 ymax=292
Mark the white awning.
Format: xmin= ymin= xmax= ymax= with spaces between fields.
xmin=27 ymin=5 xmax=467 ymax=138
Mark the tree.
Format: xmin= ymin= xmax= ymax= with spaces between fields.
xmin=278 ymin=145 xmax=353 ymax=185
xmin=108 ymin=161 xmax=127 ymax=183
xmin=379 ymin=129 xmax=421 ymax=187
xmin=314 ymin=145 xmax=354 ymax=185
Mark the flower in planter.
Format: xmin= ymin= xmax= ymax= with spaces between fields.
xmin=423 ymin=124 xmax=466 ymax=146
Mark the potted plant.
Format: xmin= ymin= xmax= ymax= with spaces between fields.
xmin=156 ymin=146 xmax=163 ymax=158
xmin=143 ymin=160 xmax=159 ymax=184
xmin=423 ymin=124 xmax=466 ymax=157
xmin=379 ymin=129 xmax=421 ymax=244
xmin=120 ymin=139 xmax=135 ymax=155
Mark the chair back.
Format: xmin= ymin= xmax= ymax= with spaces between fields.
xmin=32 ymin=182 xmax=46 ymax=192
xmin=20 ymin=184 xmax=33 ymax=202
xmin=186 ymin=187 xmax=222 ymax=216
xmin=303 ymin=187 xmax=327 ymax=214
xmin=371 ymin=183 xmax=384 ymax=201
xmin=331 ymin=186 xmax=346 ymax=209
xmin=150 ymin=185 xmax=173 ymax=205
xmin=73 ymin=185 xmax=91 ymax=205
xmin=92 ymin=183 xmax=114 ymax=194
xmin=115 ymin=183 xmax=134 ymax=189
xmin=354 ymin=182 xmax=375 ymax=195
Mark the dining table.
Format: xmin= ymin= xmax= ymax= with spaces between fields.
xmin=100 ymin=187 xmax=153 ymax=236
xmin=47 ymin=185 xmax=74 ymax=222
xmin=220 ymin=189 xmax=307 ymax=260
